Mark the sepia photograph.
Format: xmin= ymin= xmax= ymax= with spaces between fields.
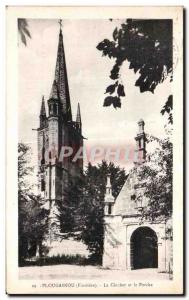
xmin=6 ymin=6 xmax=183 ymax=295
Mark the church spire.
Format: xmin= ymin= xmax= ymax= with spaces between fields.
xmin=76 ymin=103 xmax=82 ymax=127
xmin=40 ymin=96 xmax=47 ymax=128
xmin=50 ymin=80 xmax=59 ymax=100
xmin=50 ymin=20 xmax=72 ymax=120
xmin=40 ymin=95 xmax=46 ymax=115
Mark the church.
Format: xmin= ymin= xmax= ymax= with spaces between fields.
xmin=36 ymin=21 xmax=172 ymax=271
xmin=37 ymin=22 xmax=83 ymax=240
xmin=103 ymin=119 xmax=172 ymax=273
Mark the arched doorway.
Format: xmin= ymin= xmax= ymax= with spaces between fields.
xmin=130 ymin=227 xmax=158 ymax=269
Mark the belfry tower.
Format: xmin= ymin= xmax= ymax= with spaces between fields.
xmin=37 ymin=21 xmax=83 ymax=239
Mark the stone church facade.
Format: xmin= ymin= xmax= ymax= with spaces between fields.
xmin=37 ymin=24 xmax=83 ymax=239
xmin=103 ymin=120 xmax=172 ymax=272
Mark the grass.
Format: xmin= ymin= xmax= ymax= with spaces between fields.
xmin=19 ymin=254 xmax=100 ymax=267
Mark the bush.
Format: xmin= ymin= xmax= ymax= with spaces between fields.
xmin=19 ymin=254 xmax=99 ymax=267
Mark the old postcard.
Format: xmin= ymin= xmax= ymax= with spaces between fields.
xmin=6 ymin=6 xmax=184 ymax=295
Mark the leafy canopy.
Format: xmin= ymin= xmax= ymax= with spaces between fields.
xmin=134 ymin=134 xmax=173 ymax=222
xmin=58 ymin=161 xmax=127 ymax=263
xmin=18 ymin=19 xmax=31 ymax=46
xmin=97 ymin=19 xmax=172 ymax=109
xmin=18 ymin=143 xmax=48 ymax=261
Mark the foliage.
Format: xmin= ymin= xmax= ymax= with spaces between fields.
xmin=18 ymin=143 xmax=127 ymax=264
xmin=18 ymin=143 xmax=33 ymax=193
xmin=78 ymin=161 xmax=127 ymax=263
xmin=18 ymin=19 xmax=31 ymax=46
xmin=134 ymin=134 xmax=173 ymax=222
xmin=19 ymin=254 xmax=91 ymax=267
xmin=58 ymin=175 xmax=84 ymax=234
xmin=161 ymin=95 xmax=173 ymax=124
xmin=97 ymin=19 xmax=172 ymax=108
xmin=18 ymin=143 xmax=48 ymax=263
xmin=57 ymin=161 xmax=127 ymax=264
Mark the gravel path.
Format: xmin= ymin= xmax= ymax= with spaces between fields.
xmin=19 ymin=265 xmax=170 ymax=281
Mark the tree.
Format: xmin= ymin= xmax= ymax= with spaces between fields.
xmin=161 ymin=95 xmax=173 ymax=124
xmin=134 ymin=133 xmax=172 ymax=223
xmin=55 ymin=161 xmax=127 ymax=263
xmin=18 ymin=143 xmax=48 ymax=263
xmin=18 ymin=19 xmax=31 ymax=46
xmin=58 ymin=174 xmax=84 ymax=235
xmin=18 ymin=143 xmax=33 ymax=195
xmin=78 ymin=161 xmax=127 ymax=263
xmin=97 ymin=19 xmax=172 ymax=111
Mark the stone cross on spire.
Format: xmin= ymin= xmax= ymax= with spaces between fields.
xmin=58 ymin=19 xmax=62 ymax=29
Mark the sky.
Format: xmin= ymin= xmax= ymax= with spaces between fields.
xmin=18 ymin=19 xmax=172 ymax=176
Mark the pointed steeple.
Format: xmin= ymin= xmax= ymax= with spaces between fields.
xmin=76 ymin=103 xmax=82 ymax=127
xmin=50 ymin=80 xmax=59 ymax=100
xmin=40 ymin=96 xmax=46 ymax=115
xmin=50 ymin=21 xmax=72 ymax=120
xmin=40 ymin=96 xmax=47 ymax=128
